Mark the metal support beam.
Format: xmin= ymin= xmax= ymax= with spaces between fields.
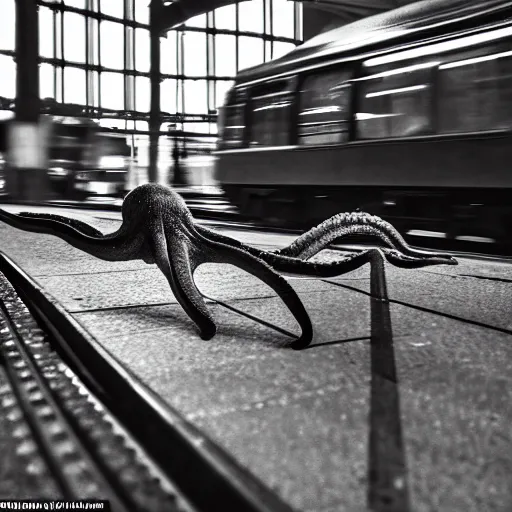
xmin=8 ymin=0 xmax=52 ymax=201
xmin=16 ymin=0 xmax=39 ymax=122
xmin=149 ymin=0 xmax=161 ymax=183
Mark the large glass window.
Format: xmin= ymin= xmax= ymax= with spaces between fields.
xmin=158 ymin=0 xmax=302 ymax=142
xmin=0 ymin=0 xmax=301 ymax=166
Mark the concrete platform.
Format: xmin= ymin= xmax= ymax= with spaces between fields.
xmin=0 ymin=206 xmax=511 ymax=512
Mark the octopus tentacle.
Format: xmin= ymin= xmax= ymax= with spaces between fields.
xmin=195 ymin=216 xmax=457 ymax=268
xmin=0 ymin=208 xmax=141 ymax=261
xmin=195 ymin=224 xmax=269 ymax=259
xmin=151 ymin=220 xmax=216 ymax=340
xmin=275 ymin=211 xmax=455 ymax=263
xmin=194 ymin=232 xmax=313 ymax=349
xmin=381 ymin=248 xmax=457 ymax=268
xmin=18 ymin=212 xmax=105 ymax=237
xmin=196 ymin=224 xmax=454 ymax=276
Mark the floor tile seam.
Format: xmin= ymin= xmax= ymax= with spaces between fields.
xmin=45 ymin=288 xmax=332 ymax=315
xmin=204 ymin=295 xmax=297 ymax=339
xmin=202 ymin=290 xmax=366 ymax=340
xmin=322 ymin=279 xmax=512 ymax=337
xmin=34 ymin=267 xmax=155 ymax=278
xmin=420 ymin=268 xmax=512 ymax=284
xmin=67 ymin=294 xmax=283 ymax=314
xmin=69 ymin=301 xmax=187 ymax=314
xmin=69 ymin=313 xmax=295 ymax=347
xmin=68 ymin=319 xmax=195 ymax=339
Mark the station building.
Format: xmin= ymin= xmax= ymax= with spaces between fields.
xmin=0 ymin=1 xmax=411 ymax=196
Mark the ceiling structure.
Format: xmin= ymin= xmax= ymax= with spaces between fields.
xmin=153 ymin=0 xmax=419 ymax=33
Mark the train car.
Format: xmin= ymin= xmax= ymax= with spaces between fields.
xmin=214 ymin=0 xmax=512 ymax=243
xmin=48 ymin=118 xmax=130 ymax=198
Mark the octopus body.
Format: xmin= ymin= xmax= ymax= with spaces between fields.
xmin=0 ymin=183 xmax=457 ymax=349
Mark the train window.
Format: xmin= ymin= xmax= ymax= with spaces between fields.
xmin=438 ymin=47 xmax=512 ymax=133
xmin=218 ymin=88 xmax=247 ymax=149
xmin=249 ymin=81 xmax=294 ymax=147
xmin=297 ymin=71 xmax=351 ymax=146
xmin=356 ymin=62 xmax=434 ymax=139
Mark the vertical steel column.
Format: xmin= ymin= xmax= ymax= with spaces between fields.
xmin=16 ymin=0 xmax=39 ymax=123
xmin=149 ymin=0 xmax=161 ymax=183
xmin=8 ymin=0 xmax=51 ymax=200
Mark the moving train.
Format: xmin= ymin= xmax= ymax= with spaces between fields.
xmin=48 ymin=118 xmax=130 ymax=198
xmin=0 ymin=117 xmax=131 ymax=200
xmin=214 ymin=0 xmax=512 ymax=244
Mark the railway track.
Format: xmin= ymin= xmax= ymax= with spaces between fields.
xmin=0 ymin=252 xmax=294 ymax=512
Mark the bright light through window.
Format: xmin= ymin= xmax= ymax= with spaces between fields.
xmin=272 ymin=0 xmax=296 ymax=39
xmin=40 ymin=64 xmax=55 ymax=100
xmin=215 ymin=35 xmax=237 ymax=77
xmin=64 ymin=67 xmax=86 ymax=104
xmin=136 ymin=77 xmax=151 ymax=113
xmin=0 ymin=0 xmax=15 ymax=51
xmin=213 ymin=5 xmax=236 ymax=30
xmin=101 ymin=21 xmax=124 ymax=70
xmin=0 ymin=55 xmax=16 ymax=99
xmin=183 ymin=32 xmax=207 ymax=76
xmin=239 ymin=0 xmax=264 ymax=33
xmin=238 ymin=37 xmax=265 ymax=71
xmin=64 ymin=12 xmax=86 ymax=63
xmin=100 ymin=0 xmax=124 ymax=20
xmin=64 ymin=0 xmax=86 ymax=9
xmin=186 ymin=14 xmax=207 ymax=28
xmin=135 ymin=28 xmax=151 ymax=73
xmin=101 ymin=72 xmax=124 ymax=110
xmin=39 ymin=7 xmax=55 ymax=58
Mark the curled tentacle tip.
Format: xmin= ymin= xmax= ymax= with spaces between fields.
xmin=437 ymin=255 xmax=458 ymax=265
xmin=199 ymin=325 xmax=217 ymax=340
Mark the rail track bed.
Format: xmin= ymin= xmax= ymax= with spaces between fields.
xmin=0 ymin=253 xmax=293 ymax=512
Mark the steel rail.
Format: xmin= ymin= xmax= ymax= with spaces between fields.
xmin=0 ymin=251 xmax=295 ymax=512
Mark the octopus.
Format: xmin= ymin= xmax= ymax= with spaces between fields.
xmin=0 ymin=183 xmax=457 ymax=349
